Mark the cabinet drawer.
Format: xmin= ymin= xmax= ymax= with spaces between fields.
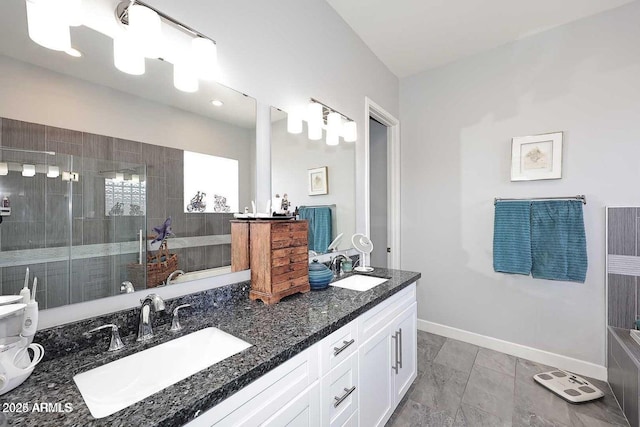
xmin=272 ymin=238 xmax=307 ymax=249
xmin=272 ymin=230 xmax=308 ymax=242
xmin=321 ymin=352 xmax=359 ymax=427
xmin=272 ymin=246 xmax=307 ymax=261
xmin=272 ymin=267 xmax=308 ymax=284
xmin=359 ymin=283 xmax=416 ymax=343
xmin=272 ymin=253 xmax=308 ymax=267
xmin=273 ymin=276 xmax=309 ymax=293
xmin=272 ymin=261 xmax=308 ymax=278
xmin=187 ymin=347 xmax=319 ymax=426
xmin=320 ymin=320 xmax=358 ymax=373
xmin=271 ymin=222 xmax=307 ymax=233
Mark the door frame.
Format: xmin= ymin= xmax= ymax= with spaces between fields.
xmin=364 ymin=97 xmax=401 ymax=269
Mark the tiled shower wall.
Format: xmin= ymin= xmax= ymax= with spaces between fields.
xmin=607 ymin=207 xmax=640 ymax=329
xmin=0 ymin=117 xmax=233 ymax=309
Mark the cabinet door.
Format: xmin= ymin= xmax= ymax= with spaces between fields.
xmin=393 ymin=302 xmax=417 ymax=403
xmin=262 ymin=382 xmax=320 ymax=427
xmin=358 ymin=323 xmax=394 ymax=427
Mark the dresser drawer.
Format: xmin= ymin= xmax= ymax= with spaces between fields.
xmin=272 ymin=252 xmax=308 ymax=267
xmin=272 ymin=261 xmax=308 ymax=277
xmin=272 ymin=266 xmax=308 ymax=284
xmin=273 ymin=276 xmax=309 ymax=293
xmin=321 ymin=352 xmax=359 ymax=427
xmin=320 ymin=320 xmax=358 ymax=373
xmin=272 ymin=246 xmax=308 ymax=260
xmin=272 ymin=237 xmax=308 ymax=249
xmin=272 ymin=222 xmax=308 ymax=233
xmin=272 ymin=229 xmax=307 ymax=242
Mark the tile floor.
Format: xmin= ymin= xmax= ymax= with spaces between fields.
xmin=387 ymin=331 xmax=629 ymax=427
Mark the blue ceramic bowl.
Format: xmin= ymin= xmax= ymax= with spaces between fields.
xmin=309 ymin=260 xmax=333 ymax=290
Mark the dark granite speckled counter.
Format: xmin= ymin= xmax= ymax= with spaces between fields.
xmin=4 ymin=268 xmax=420 ymax=427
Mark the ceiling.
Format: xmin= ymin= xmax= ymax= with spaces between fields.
xmin=326 ymin=0 xmax=634 ymax=77
xmin=0 ymin=0 xmax=256 ymax=128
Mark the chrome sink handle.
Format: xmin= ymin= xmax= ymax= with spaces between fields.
xmin=86 ymin=324 xmax=125 ymax=352
xmin=170 ymin=304 xmax=191 ymax=332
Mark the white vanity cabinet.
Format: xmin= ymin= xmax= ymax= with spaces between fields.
xmin=186 ymin=282 xmax=417 ymax=427
xmin=358 ymin=288 xmax=417 ymax=427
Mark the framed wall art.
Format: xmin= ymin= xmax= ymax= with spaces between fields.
xmin=308 ymin=166 xmax=328 ymax=195
xmin=511 ymin=132 xmax=563 ymax=181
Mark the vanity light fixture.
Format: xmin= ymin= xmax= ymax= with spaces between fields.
xmin=307 ymin=101 xmax=323 ymax=141
xmin=131 ymin=174 xmax=140 ymax=184
xmin=127 ymin=3 xmax=162 ymax=59
xmin=342 ymin=121 xmax=357 ymax=143
xmin=113 ymin=31 xmax=146 ymax=75
xmin=210 ymin=99 xmax=224 ymax=107
xmin=326 ymin=112 xmax=341 ymax=146
xmin=22 ymin=164 xmax=36 ymax=177
xmin=293 ymin=98 xmax=358 ymax=145
xmin=287 ymin=109 xmax=303 ymax=134
xmin=0 ymin=163 xmax=7 ymax=176
xmin=46 ymin=166 xmax=60 ymax=178
xmin=25 ymin=0 xmax=72 ymax=52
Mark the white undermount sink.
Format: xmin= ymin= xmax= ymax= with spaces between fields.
xmin=73 ymin=327 xmax=251 ymax=418
xmin=330 ymin=274 xmax=388 ymax=292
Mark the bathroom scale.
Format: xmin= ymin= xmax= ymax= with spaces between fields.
xmin=533 ymin=370 xmax=604 ymax=403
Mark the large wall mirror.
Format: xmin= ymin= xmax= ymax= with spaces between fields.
xmin=0 ymin=1 xmax=256 ymax=309
xmin=271 ymin=107 xmax=355 ymax=255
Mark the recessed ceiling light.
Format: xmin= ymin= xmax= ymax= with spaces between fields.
xmin=210 ymin=99 xmax=224 ymax=107
xmin=65 ymin=47 xmax=83 ymax=58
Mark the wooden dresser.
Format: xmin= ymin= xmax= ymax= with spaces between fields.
xmin=249 ymin=220 xmax=310 ymax=304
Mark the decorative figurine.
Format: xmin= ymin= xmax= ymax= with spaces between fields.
xmin=213 ymin=194 xmax=231 ymax=213
xmin=186 ymin=191 xmax=207 ymax=212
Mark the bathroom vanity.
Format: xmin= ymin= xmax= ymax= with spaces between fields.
xmin=3 ymin=268 xmax=420 ymax=427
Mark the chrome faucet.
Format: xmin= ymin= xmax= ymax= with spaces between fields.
xmin=330 ymin=255 xmax=349 ymax=277
xmin=165 ymin=270 xmax=185 ymax=285
xmin=137 ymin=293 xmax=165 ymax=342
xmin=120 ymin=281 xmax=135 ymax=294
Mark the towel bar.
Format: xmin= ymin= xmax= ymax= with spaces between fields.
xmin=494 ymin=195 xmax=586 ymax=205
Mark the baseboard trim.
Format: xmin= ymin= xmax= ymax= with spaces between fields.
xmin=417 ymin=319 xmax=607 ymax=381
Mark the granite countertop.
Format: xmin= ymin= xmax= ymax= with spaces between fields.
xmin=4 ymin=268 xmax=420 ymax=427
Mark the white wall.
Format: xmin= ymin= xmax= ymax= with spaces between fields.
xmin=271 ymin=117 xmax=355 ymax=249
xmin=400 ymin=2 xmax=640 ymax=367
xmin=146 ymin=0 xmax=399 ymax=234
xmin=0 ymin=55 xmax=256 ymax=208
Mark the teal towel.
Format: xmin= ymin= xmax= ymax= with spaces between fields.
xmin=531 ymin=200 xmax=587 ymax=283
xmin=493 ymin=201 xmax=532 ymax=275
xmin=298 ymin=207 xmax=332 ymax=253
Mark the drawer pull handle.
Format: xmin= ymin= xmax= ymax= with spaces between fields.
xmin=333 ymin=386 xmax=356 ymax=408
xmin=398 ymin=328 xmax=403 ymax=369
xmin=391 ymin=331 xmax=399 ymax=374
xmin=333 ymin=339 xmax=355 ymax=356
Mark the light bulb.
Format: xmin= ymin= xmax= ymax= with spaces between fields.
xmin=22 ymin=164 xmax=36 ymax=177
xmin=343 ymin=121 xmax=357 ymax=142
xmin=0 ymin=162 xmax=7 ymax=176
xmin=26 ymin=0 xmax=71 ymax=51
xmin=287 ymin=109 xmax=303 ymax=134
xmin=326 ymin=131 xmax=339 ymax=146
xmin=128 ymin=4 xmax=162 ymax=59
xmin=173 ymin=59 xmax=199 ymax=93
xmin=307 ymin=102 xmax=323 ymax=141
xmin=131 ymin=174 xmax=140 ymax=184
xmin=327 ymin=112 xmax=342 ymax=134
xmin=113 ymin=33 xmax=145 ymax=75
xmin=191 ymin=37 xmax=217 ymax=81
xmin=47 ymin=166 xmax=60 ymax=178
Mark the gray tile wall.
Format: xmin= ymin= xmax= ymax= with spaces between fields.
xmin=607 ymin=207 xmax=640 ymax=329
xmin=0 ymin=118 xmax=233 ymax=309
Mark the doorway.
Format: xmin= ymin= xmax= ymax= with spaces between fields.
xmin=369 ymin=117 xmax=388 ymax=267
xmin=365 ymin=97 xmax=400 ymax=269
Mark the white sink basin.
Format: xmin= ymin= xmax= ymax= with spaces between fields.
xmin=330 ymin=275 xmax=388 ymax=292
xmin=74 ymin=327 xmax=251 ymax=418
